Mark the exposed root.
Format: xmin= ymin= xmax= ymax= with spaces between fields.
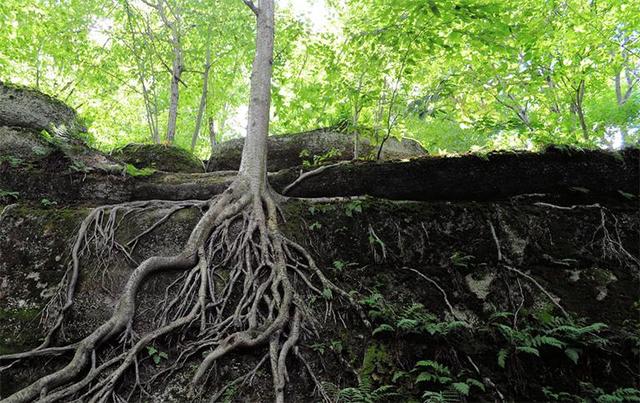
xmin=591 ymin=208 xmax=639 ymax=270
xmin=533 ymin=202 xmax=639 ymax=269
xmin=0 ymin=203 xmax=18 ymax=225
xmin=0 ymin=179 xmax=359 ymax=402
xmin=39 ymin=199 xmax=205 ymax=353
xmin=503 ymin=265 xmax=569 ymax=318
xmin=282 ymin=161 xmax=349 ymax=196
xmin=368 ymin=224 xmax=387 ymax=263
xmin=402 ymin=267 xmax=468 ymax=324
xmin=487 ymin=219 xmax=569 ymax=319
xmin=209 ymin=353 xmax=269 ymax=402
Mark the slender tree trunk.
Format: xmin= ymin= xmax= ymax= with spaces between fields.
xmin=209 ymin=117 xmax=217 ymax=148
xmin=239 ymin=0 xmax=275 ymax=192
xmin=166 ymin=49 xmax=183 ymax=144
xmin=205 ymin=117 xmax=217 ymax=172
xmin=191 ymin=41 xmax=212 ymax=151
xmin=352 ymin=106 xmax=361 ymax=159
xmin=157 ymin=0 xmax=183 ymax=144
xmin=573 ymin=80 xmax=588 ymax=139
xmin=123 ymin=2 xmax=160 ymax=143
xmin=615 ymin=70 xmax=624 ymax=106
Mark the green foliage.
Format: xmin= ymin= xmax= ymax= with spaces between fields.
xmin=408 ymin=359 xmax=485 ymax=402
xmin=332 ymin=260 xmax=347 ymax=272
xmin=146 ymin=345 xmax=168 ymax=365
xmin=69 ymin=160 xmax=90 ymax=174
xmin=344 ymin=200 xmax=363 ymax=217
xmin=362 ymin=294 xmax=465 ymax=338
xmin=0 ymin=156 xmax=24 ymax=167
xmin=322 ymin=381 xmax=397 ymax=403
xmin=413 ymin=360 xmax=452 ymax=385
xmin=40 ymin=198 xmax=57 ymax=208
xmin=0 ymin=189 xmax=19 ymax=201
xmin=2 ymin=0 xmax=636 ymax=157
xmin=300 ymin=147 xmax=341 ymax=168
xmin=124 ymin=163 xmax=156 ymax=177
xmin=596 ymin=388 xmax=640 ymax=403
xmin=449 ymin=252 xmax=474 ymax=269
xmin=489 ymin=311 xmax=608 ymax=368
xmin=541 ymin=385 xmax=640 ymax=402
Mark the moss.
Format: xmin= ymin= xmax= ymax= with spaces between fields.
xmin=361 ymin=342 xmax=393 ymax=380
xmin=125 ymin=163 xmax=156 ymax=177
xmin=0 ymin=307 xmax=40 ymax=321
xmin=111 ymin=143 xmax=204 ymax=173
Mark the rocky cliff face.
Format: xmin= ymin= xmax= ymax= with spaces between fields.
xmin=0 ymin=86 xmax=638 ymax=402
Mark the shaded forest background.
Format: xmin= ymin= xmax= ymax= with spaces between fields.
xmin=0 ymin=0 xmax=638 ymax=157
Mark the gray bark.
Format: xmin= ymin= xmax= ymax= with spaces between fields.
xmin=573 ymin=79 xmax=588 ymax=139
xmin=166 ymin=42 xmax=183 ymax=144
xmin=191 ymin=40 xmax=212 ymax=151
xmin=154 ymin=0 xmax=183 ymax=144
xmin=239 ymin=0 xmax=275 ymax=193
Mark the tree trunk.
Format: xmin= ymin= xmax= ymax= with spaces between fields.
xmin=123 ymin=2 xmax=160 ymax=143
xmin=166 ymin=49 xmax=182 ymax=144
xmin=572 ymin=79 xmax=588 ymax=139
xmin=160 ymin=0 xmax=183 ymax=144
xmin=615 ymin=70 xmax=624 ymax=106
xmin=239 ymin=0 xmax=275 ymax=193
xmin=206 ymin=117 xmax=217 ymax=172
xmin=191 ymin=42 xmax=212 ymax=152
xmin=352 ymin=106 xmax=361 ymax=159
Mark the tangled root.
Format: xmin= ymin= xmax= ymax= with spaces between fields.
xmin=0 ymin=178 xmax=362 ymax=403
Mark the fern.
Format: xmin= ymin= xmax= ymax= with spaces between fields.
xmin=491 ymin=313 xmax=608 ymax=367
xmin=323 ymin=381 xmax=397 ymax=403
xmin=597 ymin=388 xmax=640 ymax=403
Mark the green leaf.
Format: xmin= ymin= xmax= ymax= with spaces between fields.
xmin=146 ymin=346 xmax=158 ymax=356
xmin=533 ymin=335 xmax=565 ymax=349
xmin=396 ymin=318 xmax=418 ymax=330
xmin=392 ymin=370 xmax=407 ymax=383
xmin=452 ymin=382 xmax=470 ymax=396
xmin=415 ymin=372 xmax=434 ymax=384
xmin=322 ymin=288 xmax=333 ymax=300
xmin=516 ymin=346 xmax=540 ymax=356
xmin=618 ymin=190 xmax=636 ymax=200
xmin=372 ymin=323 xmax=394 ymax=335
xmin=466 ymin=378 xmax=486 ymax=392
xmin=497 ymin=348 xmax=508 ymax=368
xmin=152 ymin=354 xmax=161 ymax=365
xmin=564 ymin=348 xmax=580 ymax=364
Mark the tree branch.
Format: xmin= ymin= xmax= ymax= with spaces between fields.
xmin=242 ymin=0 xmax=259 ymax=15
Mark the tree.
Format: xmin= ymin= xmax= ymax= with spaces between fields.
xmin=0 ymin=1 xmax=358 ymax=402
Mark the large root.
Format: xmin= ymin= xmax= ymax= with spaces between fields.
xmin=0 ymin=179 xmax=359 ymax=403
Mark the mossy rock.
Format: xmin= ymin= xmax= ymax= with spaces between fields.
xmin=207 ymin=128 xmax=427 ymax=172
xmin=0 ymin=126 xmax=56 ymax=163
xmin=111 ymin=143 xmax=204 ymax=173
xmin=0 ymin=81 xmax=85 ymax=136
